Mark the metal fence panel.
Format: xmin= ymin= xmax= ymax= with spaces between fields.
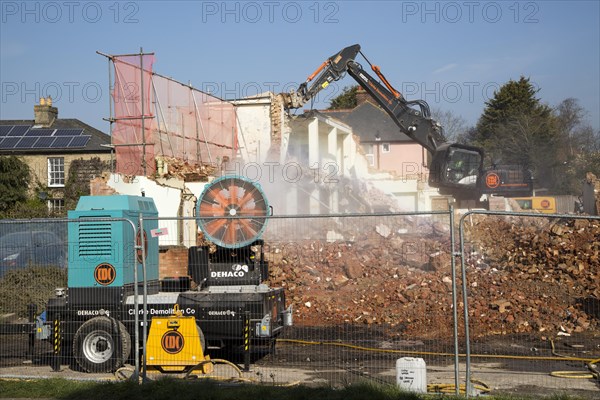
xmin=0 ymin=217 xmax=140 ymax=378
xmin=459 ymin=211 xmax=600 ymax=398
xmin=2 ymin=210 xmax=598 ymax=398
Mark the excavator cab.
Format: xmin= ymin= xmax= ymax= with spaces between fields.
xmin=429 ymin=143 xmax=484 ymax=198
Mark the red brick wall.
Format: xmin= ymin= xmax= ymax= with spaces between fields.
xmin=159 ymin=246 xmax=189 ymax=279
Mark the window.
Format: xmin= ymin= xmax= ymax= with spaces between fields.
xmin=382 ymin=143 xmax=390 ymax=153
xmin=362 ymin=144 xmax=375 ymax=166
xmin=47 ymin=199 xmax=64 ymax=213
xmin=48 ymin=157 xmax=65 ymax=187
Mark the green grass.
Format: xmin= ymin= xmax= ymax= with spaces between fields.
xmin=0 ymin=378 xmax=593 ymax=400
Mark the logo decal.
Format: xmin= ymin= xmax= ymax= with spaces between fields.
xmin=136 ymin=229 xmax=148 ymax=263
xmin=541 ymin=199 xmax=551 ymax=209
xmin=94 ymin=263 xmax=116 ymax=285
xmin=233 ymin=264 xmax=249 ymax=273
xmin=161 ymin=330 xmax=184 ymax=354
xmin=210 ymin=264 xmax=249 ymax=278
xmin=485 ymin=172 xmax=500 ymax=189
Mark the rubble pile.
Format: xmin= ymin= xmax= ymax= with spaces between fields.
xmin=156 ymin=156 xmax=216 ymax=181
xmin=463 ymin=216 xmax=599 ymax=336
xmin=267 ymin=216 xmax=599 ymax=338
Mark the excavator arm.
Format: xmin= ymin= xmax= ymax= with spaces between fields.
xmin=281 ymin=44 xmax=485 ymax=197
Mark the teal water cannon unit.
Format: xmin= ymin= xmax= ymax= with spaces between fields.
xmin=67 ymin=195 xmax=159 ymax=303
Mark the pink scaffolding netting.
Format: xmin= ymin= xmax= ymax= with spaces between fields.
xmin=112 ymin=55 xmax=236 ymax=176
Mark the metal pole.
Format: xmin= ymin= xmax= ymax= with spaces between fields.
xmin=139 ymin=213 xmax=149 ymax=382
xmin=151 ymin=77 xmax=172 ymax=157
xmin=140 ymin=47 xmax=147 ymax=176
xmin=51 ymin=313 xmax=61 ymax=372
xmin=191 ymin=82 xmax=200 ymax=163
xmin=108 ymin=56 xmax=115 ymax=173
xmin=232 ymin=126 xmax=235 ymax=160
xmin=27 ymin=303 xmax=36 ymax=361
xmin=449 ymin=205 xmax=460 ymax=395
xmin=244 ymin=311 xmax=251 ymax=371
xmin=459 ymin=214 xmax=473 ymax=397
xmin=131 ymin=220 xmax=140 ymax=382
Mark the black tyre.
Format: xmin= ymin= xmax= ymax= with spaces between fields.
xmin=73 ymin=316 xmax=131 ymax=373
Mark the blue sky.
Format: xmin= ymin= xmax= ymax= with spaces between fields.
xmin=1 ymin=1 xmax=599 ymax=133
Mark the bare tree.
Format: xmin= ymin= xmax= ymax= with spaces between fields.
xmin=555 ymin=98 xmax=588 ymax=157
xmin=430 ymin=108 xmax=468 ymax=142
xmin=494 ymin=111 xmax=560 ymax=190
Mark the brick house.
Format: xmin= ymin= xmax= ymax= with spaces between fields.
xmin=321 ymin=87 xmax=429 ymax=180
xmin=0 ymin=98 xmax=112 ymax=212
xmin=319 ymin=88 xmax=445 ymax=211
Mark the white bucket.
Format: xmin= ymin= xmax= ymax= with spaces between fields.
xmin=396 ymin=357 xmax=427 ymax=393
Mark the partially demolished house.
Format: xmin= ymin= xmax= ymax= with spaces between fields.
xmin=94 ymin=53 xmax=444 ymax=250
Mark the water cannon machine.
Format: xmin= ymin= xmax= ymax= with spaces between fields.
xmin=44 ymin=176 xmax=291 ymax=374
xmin=190 ymin=175 xmax=270 ymax=288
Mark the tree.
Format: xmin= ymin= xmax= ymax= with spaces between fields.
xmin=469 ymin=77 xmax=561 ymax=190
xmin=552 ymin=98 xmax=600 ymax=194
xmin=493 ymin=111 xmax=560 ymax=190
xmin=431 ymin=108 xmax=468 ymax=142
xmin=0 ymin=156 xmax=31 ymax=213
xmin=328 ymin=85 xmax=358 ymax=109
xmin=473 ymin=76 xmax=553 ymax=159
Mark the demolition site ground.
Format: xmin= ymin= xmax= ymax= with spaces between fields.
xmin=1 ymin=213 xmax=599 ymax=397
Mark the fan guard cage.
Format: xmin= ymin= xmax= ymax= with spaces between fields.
xmin=196 ymin=175 xmax=269 ymax=249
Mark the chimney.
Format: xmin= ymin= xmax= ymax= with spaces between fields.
xmin=34 ymin=96 xmax=58 ymax=127
xmin=356 ymin=86 xmax=370 ymax=105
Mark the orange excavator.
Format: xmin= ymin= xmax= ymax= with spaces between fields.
xmin=281 ymin=44 xmax=533 ymax=201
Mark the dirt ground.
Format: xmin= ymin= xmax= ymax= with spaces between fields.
xmin=1 ymin=329 xmax=598 ymax=398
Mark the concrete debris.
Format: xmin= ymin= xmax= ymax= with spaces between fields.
xmin=326 ymin=230 xmax=344 ymax=242
xmin=266 ymin=215 xmax=599 ymax=338
xmin=375 ymin=224 xmax=391 ymax=238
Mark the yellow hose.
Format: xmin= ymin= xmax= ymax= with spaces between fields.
xmin=278 ymin=338 xmax=600 ymax=384
xmin=184 ymin=359 xmax=301 ymax=387
xmin=185 ymin=358 xmax=243 ymax=380
xmin=278 ymin=338 xmax=600 ymax=363
xmin=549 ymin=339 xmax=600 ymax=380
xmin=114 ymin=338 xmax=599 ymax=387
xmin=549 ymin=370 xmax=596 ymax=379
xmin=428 ymin=379 xmax=491 ymax=394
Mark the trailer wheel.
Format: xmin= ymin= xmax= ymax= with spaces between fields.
xmin=73 ymin=316 xmax=131 ymax=373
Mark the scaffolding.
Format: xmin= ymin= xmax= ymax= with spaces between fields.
xmin=98 ymin=49 xmax=237 ymax=176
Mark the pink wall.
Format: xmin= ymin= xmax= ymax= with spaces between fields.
xmin=377 ymin=142 xmax=429 ymax=178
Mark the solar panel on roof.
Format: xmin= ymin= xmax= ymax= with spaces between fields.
xmin=51 ymin=136 xmax=72 ymax=148
xmin=68 ymin=135 xmax=91 ymax=147
xmin=54 ymin=129 xmax=84 ymax=136
xmin=15 ymin=136 xmax=39 ymax=149
xmin=0 ymin=137 xmax=20 ymax=149
xmin=33 ymin=137 xmax=55 ymax=148
xmin=25 ymin=129 xmax=55 ymax=137
xmin=0 ymin=126 xmax=14 ymax=137
xmin=7 ymin=126 xmax=31 ymax=136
